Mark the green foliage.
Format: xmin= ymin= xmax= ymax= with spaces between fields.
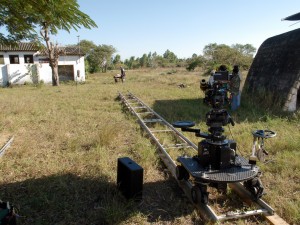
xmin=0 ymin=0 xmax=38 ymax=44
xmin=186 ymin=61 xmax=199 ymax=71
xmin=86 ymin=44 xmax=116 ymax=73
xmin=139 ymin=54 xmax=148 ymax=67
xmin=118 ymin=43 xmax=255 ymax=73
xmin=78 ymin=40 xmax=97 ymax=55
xmin=186 ymin=55 xmax=205 ymax=71
xmin=124 ymin=56 xmax=143 ymax=69
xmin=70 ymin=40 xmax=118 ymax=73
xmin=0 ymin=0 xmax=97 ymax=44
xmin=163 ymin=49 xmax=178 ymax=64
xmin=203 ymin=43 xmax=256 ymax=71
xmin=112 ymin=54 xmax=121 ymax=65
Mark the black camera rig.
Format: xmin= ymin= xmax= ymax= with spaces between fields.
xmin=172 ymin=77 xmax=275 ymax=204
xmin=200 ymin=71 xmax=231 ymax=108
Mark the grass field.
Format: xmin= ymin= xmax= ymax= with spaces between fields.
xmin=0 ymin=68 xmax=299 ymax=225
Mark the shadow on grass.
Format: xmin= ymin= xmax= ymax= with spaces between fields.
xmin=0 ymin=173 xmax=200 ymax=225
xmin=153 ymin=98 xmax=209 ymax=124
xmin=139 ymin=176 xmax=199 ymax=224
xmin=0 ymin=173 xmax=113 ymax=225
xmin=152 ymin=97 xmax=293 ymax=125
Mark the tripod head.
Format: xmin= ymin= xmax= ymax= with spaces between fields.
xmin=173 ymin=109 xmax=234 ymax=143
xmin=173 ymin=78 xmax=237 ymax=170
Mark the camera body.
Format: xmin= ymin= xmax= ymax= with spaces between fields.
xmin=200 ymin=71 xmax=231 ymax=108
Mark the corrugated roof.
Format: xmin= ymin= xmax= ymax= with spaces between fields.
xmin=38 ymin=46 xmax=84 ymax=56
xmin=0 ymin=42 xmax=84 ymax=56
xmin=0 ymin=42 xmax=39 ymax=51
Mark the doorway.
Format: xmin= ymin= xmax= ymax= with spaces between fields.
xmin=58 ymin=65 xmax=74 ymax=81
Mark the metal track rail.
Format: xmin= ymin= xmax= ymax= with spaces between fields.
xmin=0 ymin=136 xmax=14 ymax=157
xmin=118 ymin=92 xmax=288 ymax=224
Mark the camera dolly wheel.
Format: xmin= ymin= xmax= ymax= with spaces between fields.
xmin=243 ymin=177 xmax=264 ymax=200
xmin=191 ymin=185 xmax=208 ymax=204
xmin=176 ymin=165 xmax=189 ymax=180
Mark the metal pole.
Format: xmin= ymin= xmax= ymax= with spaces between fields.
xmin=77 ymin=35 xmax=80 ymax=63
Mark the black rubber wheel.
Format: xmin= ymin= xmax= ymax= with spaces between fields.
xmin=176 ymin=165 xmax=189 ymax=180
xmin=201 ymin=192 xmax=209 ymax=204
xmin=244 ymin=178 xmax=264 ymax=199
xmin=191 ymin=186 xmax=202 ymax=204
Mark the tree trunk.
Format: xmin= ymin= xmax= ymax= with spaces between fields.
xmin=40 ymin=23 xmax=63 ymax=86
xmin=51 ymin=64 xmax=59 ymax=86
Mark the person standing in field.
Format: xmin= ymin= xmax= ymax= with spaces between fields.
xmin=229 ymin=65 xmax=241 ymax=111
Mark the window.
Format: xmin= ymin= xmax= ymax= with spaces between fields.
xmin=0 ymin=55 xmax=4 ymax=64
xmin=38 ymin=58 xmax=49 ymax=63
xmin=9 ymin=55 xmax=19 ymax=64
xmin=24 ymin=55 xmax=34 ymax=63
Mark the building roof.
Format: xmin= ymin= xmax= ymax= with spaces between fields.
xmin=0 ymin=42 xmax=38 ymax=51
xmin=38 ymin=46 xmax=84 ymax=56
xmin=0 ymin=42 xmax=84 ymax=56
xmin=282 ymin=12 xmax=300 ymax=21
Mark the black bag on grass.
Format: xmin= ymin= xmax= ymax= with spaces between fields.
xmin=0 ymin=201 xmax=16 ymax=225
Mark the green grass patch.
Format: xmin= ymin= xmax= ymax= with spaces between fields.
xmin=0 ymin=68 xmax=298 ymax=224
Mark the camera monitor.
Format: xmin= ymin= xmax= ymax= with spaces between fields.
xmin=213 ymin=71 xmax=229 ymax=81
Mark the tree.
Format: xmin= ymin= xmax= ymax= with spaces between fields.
xmin=0 ymin=0 xmax=97 ymax=86
xmin=113 ymin=54 xmax=121 ymax=65
xmin=86 ymin=45 xmax=116 ymax=73
xmin=139 ymin=54 xmax=148 ymax=68
xmin=203 ymin=43 xmax=256 ymax=70
xmin=163 ymin=49 xmax=178 ymax=64
xmin=78 ymin=40 xmax=97 ymax=55
xmin=0 ymin=0 xmax=37 ymax=44
xmin=147 ymin=52 xmax=158 ymax=68
xmin=203 ymin=43 xmax=233 ymax=65
xmin=186 ymin=55 xmax=205 ymax=71
xmin=77 ymin=40 xmax=97 ymax=74
xmin=231 ymin=44 xmax=256 ymax=69
xmin=124 ymin=56 xmax=135 ymax=69
xmin=231 ymin=44 xmax=256 ymax=56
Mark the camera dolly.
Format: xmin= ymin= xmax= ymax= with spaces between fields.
xmin=173 ymin=116 xmax=276 ymax=204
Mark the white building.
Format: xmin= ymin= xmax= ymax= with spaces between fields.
xmin=0 ymin=42 xmax=85 ymax=86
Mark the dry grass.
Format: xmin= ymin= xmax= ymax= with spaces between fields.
xmin=0 ymin=68 xmax=299 ymax=225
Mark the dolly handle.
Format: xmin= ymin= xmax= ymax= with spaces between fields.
xmin=182 ymin=127 xmax=200 ymax=134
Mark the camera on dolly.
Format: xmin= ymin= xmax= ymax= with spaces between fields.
xmin=172 ymin=68 xmax=276 ymax=205
xmin=200 ymin=70 xmax=231 ymax=108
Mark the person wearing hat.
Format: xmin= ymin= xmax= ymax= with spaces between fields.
xmin=229 ymin=65 xmax=241 ymax=111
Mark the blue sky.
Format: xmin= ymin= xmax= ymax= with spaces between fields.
xmin=51 ymin=0 xmax=300 ymax=60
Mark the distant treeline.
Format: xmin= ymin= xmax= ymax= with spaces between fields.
xmin=71 ymin=40 xmax=256 ymax=74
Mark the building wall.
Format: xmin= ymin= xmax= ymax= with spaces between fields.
xmin=244 ymin=28 xmax=300 ymax=111
xmin=57 ymin=55 xmax=85 ymax=82
xmin=1 ymin=51 xmax=36 ymax=64
xmin=0 ymin=51 xmax=85 ymax=86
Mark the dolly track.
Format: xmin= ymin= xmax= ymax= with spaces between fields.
xmin=119 ymin=92 xmax=288 ymax=224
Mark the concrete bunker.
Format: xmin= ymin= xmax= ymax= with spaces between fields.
xmin=244 ymin=28 xmax=300 ymax=111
